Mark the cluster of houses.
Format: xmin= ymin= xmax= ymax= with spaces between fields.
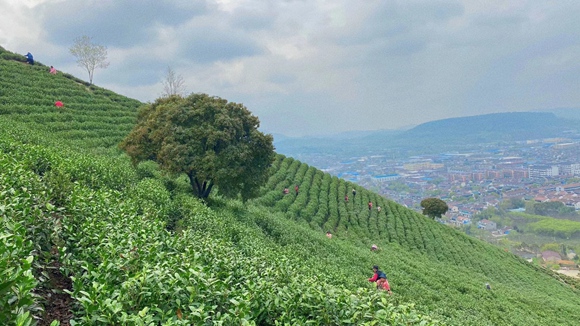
xmin=539 ymin=250 xmax=578 ymax=270
xmin=440 ymin=183 xmax=580 ymax=231
xmin=532 ymin=183 xmax=580 ymax=210
xmin=511 ymin=250 xmax=578 ymax=272
xmin=445 ymin=215 xmax=513 ymax=236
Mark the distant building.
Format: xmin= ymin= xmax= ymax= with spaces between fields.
xmin=373 ymin=174 xmax=401 ymax=182
xmin=486 ymin=170 xmax=502 ymax=179
xmin=449 ymin=173 xmax=471 ymax=182
xmin=557 ymin=260 xmax=576 ymax=268
xmin=528 ymin=165 xmax=559 ymax=178
xmin=552 ymin=142 xmax=578 ymax=149
xmin=500 ymin=156 xmax=524 ymax=164
xmin=573 ymin=164 xmax=580 ymax=176
xmin=403 ymin=162 xmax=444 ymax=171
xmin=338 ymin=171 xmax=360 ymax=182
xmin=555 ymin=183 xmax=580 ymax=193
xmin=543 ymin=138 xmax=570 ymax=143
xmin=472 ymin=172 xmax=485 ymax=181
xmin=541 ymin=251 xmax=562 ymax=262
xmin=477 ymin=219 xmax=497 ymax=231
xmin=456 ymin=216 xmax=471 ymax=225
xmin=559 ymin=163 xmax=580 ymax=176
xmin=513 ymin=169 xmax=529 ymax=179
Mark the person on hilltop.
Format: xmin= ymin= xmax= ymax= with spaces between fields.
xmin=283 ymin=188 xmax=289 ymax=195
xmin=345 ymin=194 xmax=349 ymax=202
xmin=377 ymin=206 xmax=381 ymax=212
xmin=352 ymin=188 xmax=357 ymax=198
xmin=295 ymin=185 xmax=299 ymax=196
xmin=369 ymin=265 xmax=392 ymax=295
xmin=25 ymin=52 xmax=34 ymax=65
xmin=371 ymin=244 xmax=378 ymax=251
xmin=326 ymin=231 xmax=332 ymax=239
xmin=49 ymin=66 xmax=57 ymax=74
xmin=368 ymin=201 xmax=373 ymax=211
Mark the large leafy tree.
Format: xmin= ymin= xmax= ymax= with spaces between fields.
xmin=420 ymin=197 xmax=449 ymax=219
xmin=120 ymin=93 xmax=275 ymax=200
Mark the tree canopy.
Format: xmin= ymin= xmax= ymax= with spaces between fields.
xmin=526 ymin=200 xmax=577 ymax=218
xmin=420 ymin=197 xmax=449 ymax=219
xmin=120 ymin=93 xmax=275 ymax=200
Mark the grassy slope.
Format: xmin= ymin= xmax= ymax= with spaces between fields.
xmin=1 ymin=48 xmax=579 ymax=325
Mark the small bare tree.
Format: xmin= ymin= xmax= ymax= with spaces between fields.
xmin=69 ymin=35 xmax=110 ymax=85
xmin=161 ymin=67 xmax=186 ymax=97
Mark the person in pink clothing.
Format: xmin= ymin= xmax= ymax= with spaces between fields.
xmin=368 ymin=265 xmax=392 ymax=295
xmin=49 ymin=66 xmax=57 ymax=74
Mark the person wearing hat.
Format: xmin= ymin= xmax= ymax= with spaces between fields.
xmin=368 ymin=265 xmax=392 ymax=295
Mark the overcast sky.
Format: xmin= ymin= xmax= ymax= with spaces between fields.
xmin=1 ymin=0 xmax=579 ymax=136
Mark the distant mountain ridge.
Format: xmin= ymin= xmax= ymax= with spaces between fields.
xmin=399 ymin=112 xmax=578 ymax=144
xmin=545 ymin=107 xmax=580 ymax=121
xmin=275 ymin=111 xmax=580 ymax=157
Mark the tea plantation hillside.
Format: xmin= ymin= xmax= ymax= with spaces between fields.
xmin=250 ymin=156 xmax=580 ymax=322
xmin=2 ymin=48 xmax=580 ymax=325
xmin=0 ymin=46 xmax=141 ymax=149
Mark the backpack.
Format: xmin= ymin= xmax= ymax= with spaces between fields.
xmin=377 ymin=271 xmax=387 ymax=279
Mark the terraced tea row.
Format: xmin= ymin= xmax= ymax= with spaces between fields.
xmin=0 ymin=52 xmax=140 ymax=148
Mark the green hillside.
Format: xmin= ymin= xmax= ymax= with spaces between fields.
xmin=0 ymin=46 xmax=141 ymax=150
xmin=2 ymin=47 xmax=580 ymax=325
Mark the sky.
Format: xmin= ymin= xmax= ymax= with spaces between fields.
xmin=1 ymin=0 xmax=579 ymax=137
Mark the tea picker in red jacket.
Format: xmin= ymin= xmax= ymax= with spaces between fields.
xmin=369 ymin=265 xmax=392 ymax=295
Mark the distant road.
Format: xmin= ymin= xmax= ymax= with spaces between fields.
xmin=556 ymin=269 xmax=579 ymax=278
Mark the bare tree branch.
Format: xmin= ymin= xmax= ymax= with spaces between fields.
xmin=69 ymin=35 xmax=109 ymax=85
xmin=161 ymin=67 xmax=186 ymax=97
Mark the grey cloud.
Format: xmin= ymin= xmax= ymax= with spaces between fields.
xmin=102 ymin=57 xmax=171 ymax=87
xmin=366 ymin=36 xmax=428 ymax=58
xmin=330 ymin=1 xmax=463 ymax=47
xmin=36 ymin=0 xmax=208 ymax=47
xmin=179 ymin=25 xmax=264 ymax=63
xmin=229 ymin=7 xmax=278 ymax=31
xmin=464 ymin=33 xmax=580 ymax=115
xmin=268 ymin=73 xmax=296 ymax=85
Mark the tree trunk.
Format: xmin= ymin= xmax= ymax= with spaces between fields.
xmin=187 ymin=172 xmax=212 ymax=199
